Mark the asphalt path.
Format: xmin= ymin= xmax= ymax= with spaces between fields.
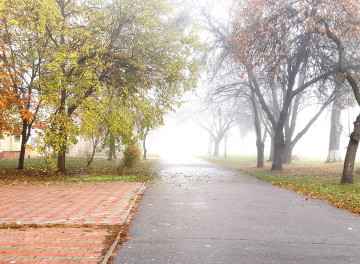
xmin=114 ymin=157 xmax=360 ymax=264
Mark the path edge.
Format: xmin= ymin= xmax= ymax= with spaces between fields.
xmin=101 ymin=182 xmax=147 ymax=264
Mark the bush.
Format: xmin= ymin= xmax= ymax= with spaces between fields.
xmin=122 ymin=145 xmax=142 ymax=169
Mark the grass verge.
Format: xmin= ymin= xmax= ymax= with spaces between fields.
xmin=202 ymin=155 xmax=360 ymax=215
xmin=0 ymin=157 xmax=158 ymax=184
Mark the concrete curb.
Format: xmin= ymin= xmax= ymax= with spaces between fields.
xmin=101 ymin=182 xmax=147 ymax=264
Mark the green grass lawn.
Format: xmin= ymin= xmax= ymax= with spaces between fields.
xmin=202 ymin=155 xmax=360 ymax=215
xmin=0 ymin=157 xmax=159 ymax=183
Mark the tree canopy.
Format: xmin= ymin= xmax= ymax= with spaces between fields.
xmin=0 ymin=0 xmax=202 ymax=172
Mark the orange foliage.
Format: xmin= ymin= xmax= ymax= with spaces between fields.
xmin=0 ymin=87 xmax=22 ymax=135
xmin=229 ymin=0 xmax=360 ymax=71
xmin=0 ymin=41 xmax=28 ymax=136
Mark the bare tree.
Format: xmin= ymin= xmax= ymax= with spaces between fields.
xmin=229 ymin=0 xmax=341 ymax=170
xmin=325 ymin=81 xmax=352 ymax=163
xmin=200 ymin=6 xmax=267 ymax=165
xmin=319 ymin=27 xmax=360 ymax=182
xmin=197 ymin=97 xmax=240 ymax=156
xmin=326 ymin=101 xmax=343 ymax=163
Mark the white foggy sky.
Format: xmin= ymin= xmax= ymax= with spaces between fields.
xmin=148 ymin=99 xmax=360 ymax=159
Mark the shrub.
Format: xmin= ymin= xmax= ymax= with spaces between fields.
xmin=122 ymin=145 xmax=142 ymax=169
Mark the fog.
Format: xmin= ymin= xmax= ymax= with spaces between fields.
xmin=141 ymin=0 xmax=358 ymax=163
xmin=146 ymin=95 xmax=360 ymax=160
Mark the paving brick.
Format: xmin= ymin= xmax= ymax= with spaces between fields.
xmin=0 ymin=181 xmax=144 ymax=263
xmin=0 ymin=228 xmax=106 ymax=263
xmin=0 ymin=182 xmax=142 ymax=225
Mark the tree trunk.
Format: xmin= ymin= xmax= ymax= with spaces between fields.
xmin=282 ymin=143 xmax=294 ymax=164
xmin=18 ymin=121 xmax=29 ymax=170
xmin=86 ymin=135 xmax=99 ymax=167
xmin=207 ymin=135 xmax=213 ymax=155
xmin=143 ymin=147 xmax=147 ymax=160
xmin=326 ymin=102 xmax=342 ymax=163
xmin=341 ymin=114 xmax=360 ymax=184
xmin=250 ymin=90 xmax=264 ymax=168
xmin=282 ymin=94 xmax=301 ymax=164
xmin=143 ymin=140 xmax=147 ymax=160
xmin=224 ymin=136 xmax=228 ymax=158
xmin=268 ymin=136 xmax=274 ymax=162
xmin=18 ymin=143 xmax=26 ymax=170
xmin=57 ymin=145 xmax=66 ymax=172
xmin=271 ymin=129 xmax=285 ymax=170
xmin=18 ymin=93 xmax=38 ymax=170
xmin=86 ymin=145 xmax=96 ymax=167
xmin=256 ymin=141 xmax=264 ymax=168
xmin=213 ymin=139 xmax=220 ymax=156
xmin=143 ymin=129 xmax=148 ymax=160
xmin=107 ymin=134 xmax=116 ymax=161
xmin=327 ymin=149 xmax=342 ymax=163
xmin=282 ymin=140 xmax=292 ymax=164
xmin=57 ymin=116 xmax=67 ymax=172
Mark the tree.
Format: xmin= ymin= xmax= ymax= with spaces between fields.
xmin=201 ymin=2 xmax=334 ymax=169
xmin=40 ymin=0 xmax=106 ymax=172
xmin=197 ymin=96 xmax=240 ymax=156
xmin=211 ymin=73 xmax=267 ymax=167
xmin=326 ymin=81 xmax=350 ymax=163
xmin=80 ymin=97 xmax=107 ymax=167
xmin=200 ymin=6 xmax=266 ymax=165
xmin=0 ymin=38 xmax=22 ymax=136
xmin=229 ymin=0 xmax=338 ymax=170
xmin=281 ymin=83 xmax=338 ymax=163
xmin=2 ymin=0 xmax=201 ymax=173
xmin=132 ymin=98 xmax=165 ymax=160
xmin=0 ymin=5 xmax=24 ymax=137
xmin=326 ymin=101 xmax=343 ymax=163
xmin=0 ymin=0 xmax=57 ymax=169
xmin=0 ymin=84 xmax=22 ymax=136
xmin=102 ymin=90 xmax=134 ymax=162
xmin=244 ymin=0 xmax=360 ymax=181
xmin=249 ymin=89 xmax=266 ymax=167
xmin=98 ymin=0 xmax=201 ymax=161
xmin=308 ymin=0 xmax=360 ymax=183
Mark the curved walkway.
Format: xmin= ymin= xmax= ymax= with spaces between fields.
xmin=115 ymin=157 xmax=360 ymax=264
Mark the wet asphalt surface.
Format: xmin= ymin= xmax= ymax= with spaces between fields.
xmin=114 ymin=157 xmax=360 ymax=264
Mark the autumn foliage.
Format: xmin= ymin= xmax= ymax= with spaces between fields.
xmin=229 ymin=0 xmax=360 ymax=70
xmin=0 ymin=0 xmax=201 ymax=173
xmin=0 ymin=41 xmax=36 ymax=138
xmin=0 ymin=42 xmax=22 ymax=136
xmin=227 ymin=0 xmax=360 ymax=180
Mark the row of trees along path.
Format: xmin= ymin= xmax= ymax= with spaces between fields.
xmin=0 ymin=0 xmax=201 ymax=172
xmin=199 ymin=0 xmax=360 ymax=184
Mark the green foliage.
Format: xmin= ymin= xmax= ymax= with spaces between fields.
xmin=1 ymin=0 xmax=203 ymax=172
xmin=80 ymin=98 xmax=106 ymax=139
xmin=121 ymin=145 xmax=142 ymax=169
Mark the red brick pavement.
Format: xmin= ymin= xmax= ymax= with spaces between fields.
xmin=0 ymin=182 xmax=144 ymax=263
xmin=0 ymin=227 xmax=108 ymax=263
xmin=0 ymin=182 xmax=142 ymax=225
